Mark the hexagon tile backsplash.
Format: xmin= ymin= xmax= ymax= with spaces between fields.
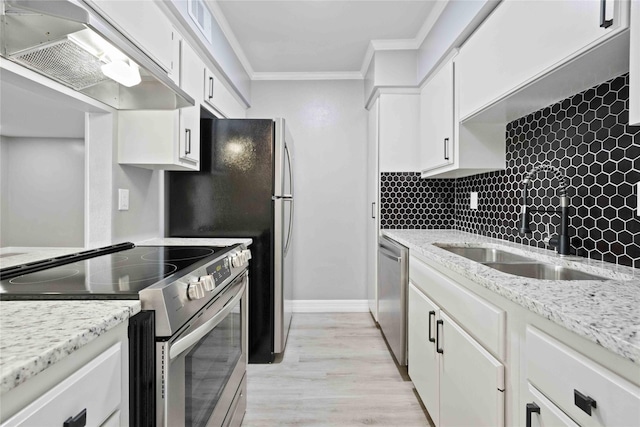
xmin=381 ymin=73 xmax=640 ymax=268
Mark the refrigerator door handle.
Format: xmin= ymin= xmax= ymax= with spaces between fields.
xmin=284 ymin=198 xmax=294 ymax=256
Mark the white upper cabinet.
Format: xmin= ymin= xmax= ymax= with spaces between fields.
xmin=420 ymin=57 xmax=455 ymax=173
xmin=457 ymin=0 xmax=630 ymax=120
xmin=177 ymin=40 xmax=202 ymax=166
xmin=118 ymin=38 xmax=202 ymax=171
xmin=420 ymin=52 xmax=506 ymax=179
xmin=87 ymin=0 xmax=177 ymax=74
xmin=630 ymin=0 xmax=640 ymax=125
xmin=378 ymin=94 xmax=420 ymax=172
xmin=203 ymin=67 xmax=247 ymax=118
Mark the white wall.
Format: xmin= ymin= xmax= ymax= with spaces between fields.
xmin=86 ymin=112 xmax=162 ymax=245
xmin=248 ymin=80 xmax=368 ymax=300
xmin=0 ymin=136 xmax=84 ymax=247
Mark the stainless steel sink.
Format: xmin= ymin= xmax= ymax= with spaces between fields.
xmin=436 ymin=244 xmax=607 ymax=281
xmin=482 ymin=262 xmax=607 ymax=281
xmin=438 ymin=246 xmax=534 ymax=263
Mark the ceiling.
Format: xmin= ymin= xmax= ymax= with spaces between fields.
xmin=213 ymin=0 xmax=438 ymax=77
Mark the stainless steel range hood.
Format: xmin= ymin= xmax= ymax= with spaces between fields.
xmin=1 ymin=0 xmax=194 ymax=110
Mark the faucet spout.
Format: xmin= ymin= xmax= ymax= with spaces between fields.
xmin=518 ymin=164 xmax=572 ymax=256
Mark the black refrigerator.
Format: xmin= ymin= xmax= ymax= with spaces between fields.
xmin=167 ymin=116 xmax=294 ymax=363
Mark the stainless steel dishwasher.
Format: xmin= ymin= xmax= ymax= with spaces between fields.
xmin=378 ymin=235 xmax=409 ymax=366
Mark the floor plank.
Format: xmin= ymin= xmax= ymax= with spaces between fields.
xmin=242 ymin=313 xmax=433 ymax=427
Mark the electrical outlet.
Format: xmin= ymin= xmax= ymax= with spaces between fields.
xmin=118 ymin=189 xmax=129 ymax=211
xmin=470 ymin=192 xmax=478 ymax=210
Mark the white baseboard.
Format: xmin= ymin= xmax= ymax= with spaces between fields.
xmin=291 ymin=300 xmax=370 ymax=313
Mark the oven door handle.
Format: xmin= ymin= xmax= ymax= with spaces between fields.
xmin=169 ymin=280 xmax=246 ymax=361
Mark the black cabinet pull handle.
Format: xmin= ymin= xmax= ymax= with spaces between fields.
xmin=526 ymin=402 xmax=540 ymax=427
xmin=209 ymin=76 xmax=214 ymax=99
xmin=574 ymin=389 xmax=597 ymax=415
xmin=436 ymin=319 xmax=444 ymax=353
xmin=600 ymin=0 xmax=613 ymax=28
xmin=428 ymin=311 xmax=436 ymax=343
xmin=63 ymin=408 xmax=87 ymax=427
xmin=444 ymin=138 xmax=449 ymax=160
xmin=371 ymin=202 xmax=375 ymax=219
xmin=185 ymin=129 xmax=191 ymax=155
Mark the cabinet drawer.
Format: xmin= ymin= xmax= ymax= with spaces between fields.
xmin=526 ymin=383 xmax=580 ymax=427
xmin=3 ymin=343 xmax=122 ymax=427
xmin=526 ymin=327 xmax=640 ymax=427
xmin=410 ymin=256 xmax=505 ymax=359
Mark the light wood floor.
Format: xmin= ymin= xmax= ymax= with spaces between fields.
xmin=242 ymin=313 xmax=433 ymax=427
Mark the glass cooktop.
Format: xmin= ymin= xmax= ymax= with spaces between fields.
xmin=0 ymin=245 xmax=233 ymax=299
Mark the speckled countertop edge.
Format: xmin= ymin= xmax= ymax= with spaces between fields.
xmin=0 ymin=300 xmax=141 ymax=393
xmin=382 ymin=229 xmax=640 ymax=364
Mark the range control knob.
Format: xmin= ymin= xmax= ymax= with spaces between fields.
xmin=187 ymin=279 xmax=206 ymax=300
xmin=200 ymin=274 xmax=215 ymax=291
xmin=229 ymin=253 xmax=241 ymax=268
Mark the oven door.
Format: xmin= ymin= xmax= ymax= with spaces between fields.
xmin=158 ymin=271 xmax=247 ymax=427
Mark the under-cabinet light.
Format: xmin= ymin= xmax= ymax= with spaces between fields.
xmin=101 ymin=60 xmax=141 ymax=87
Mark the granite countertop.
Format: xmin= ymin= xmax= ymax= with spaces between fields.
xmin=0 ymin=300 xmax=141 ymax=393
xmin=382 ymin=229 xmax=640 ymax=364
xmin=0 ymin=247 xmax=83 ymax=270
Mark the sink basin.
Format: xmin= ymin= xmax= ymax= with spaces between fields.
xmin=482 ymin=262 xmax=607 ymax=281
xmin=436 ymin=244 xmax=607 ymax=281
xmin=438 ymin=246 xmax=534 ymax=263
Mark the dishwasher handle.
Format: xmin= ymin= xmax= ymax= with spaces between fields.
xmin=379 ymin=247 xmax=401 ymax=262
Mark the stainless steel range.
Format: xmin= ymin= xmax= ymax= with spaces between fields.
xmin=0 ymin=242 xmax=251 ymax=427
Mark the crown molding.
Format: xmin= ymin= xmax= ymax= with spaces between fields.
xmin=252 ymin=71 xmax=363 ymax=81
xmin=415 ymin=0 xmax=449 ymax=46
xmin=359 ymin=0 xmax=450 ymax=79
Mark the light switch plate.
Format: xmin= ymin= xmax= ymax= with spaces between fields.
xmin=470 ymin=192 xmax=478 ymax=210
xmin=118 ymin=189 xmax=129 ymax=211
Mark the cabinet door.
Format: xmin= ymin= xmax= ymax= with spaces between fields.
xmin=378 ymin=94 xmax=420 ymax=172
xmin=88 ymin=0 xmax=175 ymax=72
xmin=439 ymin=312 xmax=504 ymax=427
xmin=2 ymin=344 xmax=122 ymax=427
xmin=457 ymin=0 xmax=627 ymax=120
xmin=178 ymin=42 xmax=202 ymax=166
xmin=408 ymin=283 xmax=440 ymax=425
xmin=525 ymin=383 xmax=580 ymax=427
xmin=366 ymin=99 xmax=379 ymax=319
xmin=420 ymin=59 xmax=454 ymax=172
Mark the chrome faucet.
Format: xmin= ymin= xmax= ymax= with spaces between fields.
xmin=518 ymin=164 xmax=572 ymax=256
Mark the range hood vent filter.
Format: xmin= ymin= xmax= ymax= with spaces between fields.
xmin=11 ymin=38 xmax=109 ymax=90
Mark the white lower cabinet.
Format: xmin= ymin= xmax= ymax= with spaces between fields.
xmin=526 ymin=326 xmax=640 ymax=427
xmin=408 ymin=283 xmax=440 ymax=423
xmin=409 ymin=282 xmax=505 ymax=427
xmin=525 ymin=383 xmax=580 ymax=427
xmin=2 ymin=343 xmax=122 ymax=427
